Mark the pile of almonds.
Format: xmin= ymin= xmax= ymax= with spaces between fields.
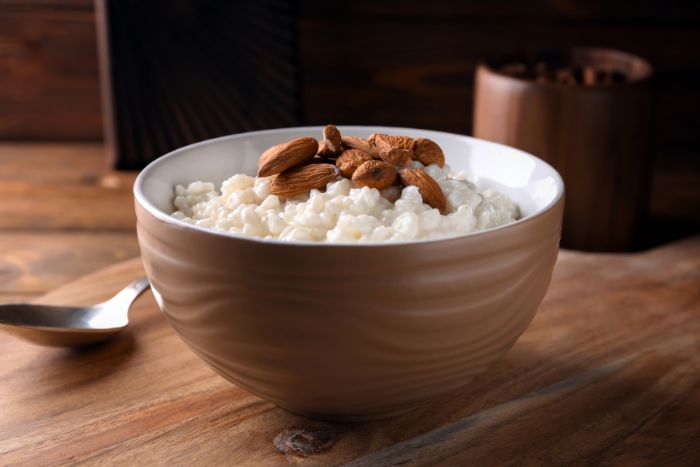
xmin=257 ymin=125 xmax=448 ymax=213
xmin=498 ymin=61 xmax=627 ymax=86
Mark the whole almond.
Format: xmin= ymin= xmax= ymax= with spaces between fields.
xmin=258 ymin=137 xmax=318 ymax=177
xmin=323 ymin=124 xmax=342 ymax=154
xmin=336 ymin=149 xmax=373 ymax=177
xmin=399 ymin=168 xmax=447 ymax=213
xmin=352 ymin=160 xmax=397 ymax=190
xmin=372 ymin=134 xmax=416 ymax=153
xmin=271 ymin=163 xmax=339 ymax=197
xmin=380 ymin=147 xmax=413 ymax=166
xmin=341 ymin=136 xmax=380 ymax=158
xmin=414 ymin=138 xmax=445 ymax=167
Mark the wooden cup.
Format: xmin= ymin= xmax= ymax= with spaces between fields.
xmin=473 ymin=48 xmax=653 ymax=251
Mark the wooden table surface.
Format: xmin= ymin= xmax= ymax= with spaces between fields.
xmin=1 ymin=143 xmax=699 ymax=466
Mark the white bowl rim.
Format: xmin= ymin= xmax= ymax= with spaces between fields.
xmin=133 ymin=125 xmax=565 ymax=248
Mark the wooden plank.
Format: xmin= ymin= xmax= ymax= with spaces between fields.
xmin=0 ymin=143 xmax=106 ymax=184
xmin=0 ymin=237 xmax=698 ymax=465
xmin=348 ymin=343 xmax=700 ymax=466
xmin=0 ymin=231 xmax=139 ymax=293
xmin=0 ymin=143 xmax=136 ymax=230
xmin=0 ymin=0 xmax=102 ymax=140
xmin=0 ymin=180 xmax=136 ymax=231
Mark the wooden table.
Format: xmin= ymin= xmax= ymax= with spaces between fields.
xmin=1 ymin=143 xmax=699 ymax=465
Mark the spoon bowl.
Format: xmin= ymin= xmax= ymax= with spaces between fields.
xmin=0 ymin=277 xmax=149 ymax=347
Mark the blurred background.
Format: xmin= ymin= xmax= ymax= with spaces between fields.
xmin=0 ymin=0 xmax=698 ymax=249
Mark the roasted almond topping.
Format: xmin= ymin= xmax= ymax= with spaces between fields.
xmin=341 ymin=136 xmax=380 ymax=158
xmin=258 ymin=137 xmax=318 ymax=177
xmin=322 ymin=124 xmax=342 ymax=154
xmin=399 ymin=168 xmax=447 ymax=213
xmin=259 ymin=127 xmax=449 ymax=211
xmin=317 ymin=124 xmax=343 ymax=157
xmin=371 ymin=134 xmax=416 ymax=153
xmin=336 ymin=149 xmax=373 ymax=178
xmin=379 ymin=147 xmax=413 ymax=166
xmin=316 ymin=139 xmax=334 ymax=158
xmin=352 ymin=160 xmax=397 ymax=190
xmin=413 ymin=138 xmax=445 ymax=168
xmin=271 ymin=164 xmax=339 ymax=197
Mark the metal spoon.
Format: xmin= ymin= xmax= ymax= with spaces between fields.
xmin=0 ymin=277 xmax=150 ymax=347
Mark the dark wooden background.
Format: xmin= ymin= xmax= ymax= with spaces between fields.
xmin=0 ymin=0 xmax=102 ymax=141
xmin=1 ymin=1 xmax=698 ymax=156
xmin=1 ymin=0 xmax=699 ymax=188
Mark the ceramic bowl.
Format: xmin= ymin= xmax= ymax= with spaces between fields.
xmin=134 ymin=126 xmax=564 ymax=421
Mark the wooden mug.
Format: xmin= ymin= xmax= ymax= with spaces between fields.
xmin=473 ymin=48 xmax=653 ymax=251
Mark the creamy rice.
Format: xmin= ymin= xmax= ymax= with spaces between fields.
xmin=171 ymin=162 xmax=519 ymax=243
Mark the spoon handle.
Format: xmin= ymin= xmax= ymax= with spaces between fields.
xmin=100 ymin=277 xmax=151 ymax=310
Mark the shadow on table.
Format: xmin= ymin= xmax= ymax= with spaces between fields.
xmin=258 ymin=340 xmax=700 ymax=465
xmin=39 ymin=330 xmax=136 ymax=387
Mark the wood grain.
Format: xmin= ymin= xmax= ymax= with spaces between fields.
xmin=0 ymin=143 xmax=136 ymax=230
xmin=0 ymin=231 xmax=139 ymax=294
xmin=0 ymin=143 xmax=107 ymax=184
xmin=0 ymin=143 xmax=139 ymax=300
xmin=0 ymin=181 xmax=135 ymax=231
xmin=0 ymin=0 xmax=102 ymax=140
xmin=1 ymin=237 xmax=698 ymax=465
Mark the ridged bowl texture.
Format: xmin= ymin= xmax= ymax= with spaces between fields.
xmin=134 ymin=126 xmax=564 ymax=420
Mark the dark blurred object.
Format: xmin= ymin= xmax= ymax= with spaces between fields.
xmin=95 ymin=0 xmax=302 ymax=169
xmin=474 ymin=48 xmax=653 ymax=252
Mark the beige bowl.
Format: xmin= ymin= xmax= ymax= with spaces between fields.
xmin=134 ymin=126 xmax=564 ymax=421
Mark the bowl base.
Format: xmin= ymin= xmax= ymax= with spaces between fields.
xmin=279 ymin=404 xmax=419 ymax=422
